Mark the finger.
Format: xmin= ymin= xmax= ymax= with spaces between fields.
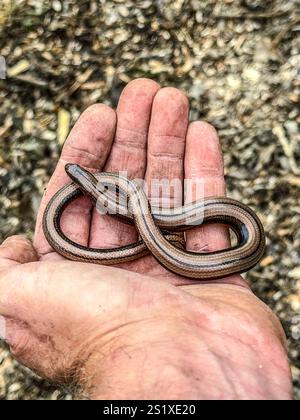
xmin=184 ymin=121 xmax=230 ymax=253
xmin=133 ymin=88 xmax=189 ymax=279
xmin=145 ymin=87 xmax=189 ymax=209
xmin=89 ymin=78 xmax=160 ymax=248
xmin=34 ymin=104 xmax=117 ymax=258
xmin=105 ymin=78 xmax=160 ymax=177
xmin=0 ymin=236 xmax=38 ymax=271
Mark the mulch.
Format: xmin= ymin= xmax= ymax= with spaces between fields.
xmin=0 ymin=0 xmax=299 ymax=399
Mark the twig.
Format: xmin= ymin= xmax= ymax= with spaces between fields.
xmin=213 ymin=10 xmax=291 ymax=20
xmin=273 ymin=124 xmax=300 ymax=176
xmin=272 ymin=15 xmax=300 ymax=47
xmin=9 ymin=74 xmax=48 ymax=88
xmin=56 ymin=67 xmax=95 ymax=102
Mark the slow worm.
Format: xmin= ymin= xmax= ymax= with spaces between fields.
xmin=43 ymin=164 xmax=266 ymax=280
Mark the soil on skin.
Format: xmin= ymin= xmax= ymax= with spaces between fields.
xmin=0 ymin=0 xmax=299 ymax=400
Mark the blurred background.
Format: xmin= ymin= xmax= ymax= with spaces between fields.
xmin=0 ymin=0 xmax=299 ymax=400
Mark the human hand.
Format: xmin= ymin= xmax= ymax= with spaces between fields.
xmin=0 ymin=79 xmax=292 ymax=399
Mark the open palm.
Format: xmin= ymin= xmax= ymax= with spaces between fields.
xmin=0 ymin=79 xmax=292 ymax=399
xmin=35 ymin=79 xmax=240 ymax=286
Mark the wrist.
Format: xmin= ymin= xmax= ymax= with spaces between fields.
xmin=73 ymin=284 xmax=292 ymax=400
xmin=81 ymin=317 xmax=205 ymax=400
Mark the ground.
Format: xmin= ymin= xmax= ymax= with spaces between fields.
xmin=0 ymin=0 xmax=299 ymax=400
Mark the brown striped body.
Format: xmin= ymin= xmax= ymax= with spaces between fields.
xmin=43 ymin=165 xmax=266 ymax=280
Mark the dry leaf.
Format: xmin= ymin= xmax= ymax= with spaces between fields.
xmin=290 ymin=268 xmax=300 ymax=280
xmin=260 ymin=256 xmax=275 ymax=268
xmin=7 ymin=59 xmax=30 ymax=77
xmin=57 ymin=109 xmax=71 ymax=145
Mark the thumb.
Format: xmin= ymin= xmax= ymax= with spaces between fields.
xmin=0 ymin=236 xmax=38 ymax=271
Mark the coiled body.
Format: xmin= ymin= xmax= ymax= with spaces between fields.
xmin=43 ymin=164 xmax=266 ymax=280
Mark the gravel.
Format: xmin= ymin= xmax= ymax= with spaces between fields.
xmin=0 ymin=0 xmax=299 ymax=400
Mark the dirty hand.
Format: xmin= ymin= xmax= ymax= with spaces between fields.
xmin=0 ymin=79 xmax=292 ymax=399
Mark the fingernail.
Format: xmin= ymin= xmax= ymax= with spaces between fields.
xmin=0 ymin=315 xmax=6 ymax=341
